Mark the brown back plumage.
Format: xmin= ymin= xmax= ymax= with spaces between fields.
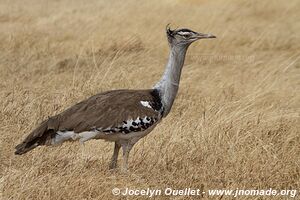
xmin=15 ymin=89 xmax=162 ymax=155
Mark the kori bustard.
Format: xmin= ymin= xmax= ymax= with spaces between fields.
xmin=15 ymin=26 xmax=216 ymax=170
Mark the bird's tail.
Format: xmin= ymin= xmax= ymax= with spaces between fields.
xmin=15 ymin=118 xmax=58 ymax=155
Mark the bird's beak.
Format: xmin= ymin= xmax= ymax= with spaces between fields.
xmin=194 ymin=32 xmax=216 ymax=39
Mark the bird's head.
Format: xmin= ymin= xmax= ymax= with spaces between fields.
xmin=166 ymin=25 xmax=216 ymax=48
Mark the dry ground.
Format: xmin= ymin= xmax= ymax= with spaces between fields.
xmin=0 ymin=0 xmax=299 ymax=199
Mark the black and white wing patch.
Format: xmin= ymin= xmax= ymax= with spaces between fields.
xmin=56 ymin=89 xmax=163 ymax=135
xmin=98 ymin=116 xmax=158 ymax=134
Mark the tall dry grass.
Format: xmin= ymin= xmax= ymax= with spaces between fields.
xmin=0 ymin=0 xmax=299 ymax=199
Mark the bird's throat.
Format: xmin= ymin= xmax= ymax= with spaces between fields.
xmin=154 ymin=46 xmax=188 ymax=117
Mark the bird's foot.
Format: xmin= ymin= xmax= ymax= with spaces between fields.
xmin=109 ymin=161 xmax=117 ymax=170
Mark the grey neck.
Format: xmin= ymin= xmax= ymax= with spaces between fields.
xmin=154 ymin=45 xmax=189 ymax=117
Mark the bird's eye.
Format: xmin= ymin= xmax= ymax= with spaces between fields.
xmin=177 ymin=31 xmax=191 ymax=39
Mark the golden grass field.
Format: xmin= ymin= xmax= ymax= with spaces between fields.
xmin=1 ymin=0 xmax=299 ymax=199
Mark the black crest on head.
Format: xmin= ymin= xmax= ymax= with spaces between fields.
xmin=166 ymin=24 xmax=175 ymax=38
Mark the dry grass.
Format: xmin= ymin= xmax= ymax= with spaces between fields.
xmin=0 ymin=0 xmax=300 ymax=199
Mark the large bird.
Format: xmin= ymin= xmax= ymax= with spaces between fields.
xmin=15 ymin=26 xmax=216 ymax=170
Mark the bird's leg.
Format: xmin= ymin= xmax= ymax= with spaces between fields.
xmin=109 ymin=142 xmax=121 ymax=169
xmin=121 ymin=142 xmax=134 ymax=172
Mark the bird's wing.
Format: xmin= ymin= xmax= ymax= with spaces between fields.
xmin=15 ymin=89 xmax=163 ymax=154
xmin=57 ymin=89 xmax=163 ymax=133
xmin=28 ymin=89 xmax=162 ymax=136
